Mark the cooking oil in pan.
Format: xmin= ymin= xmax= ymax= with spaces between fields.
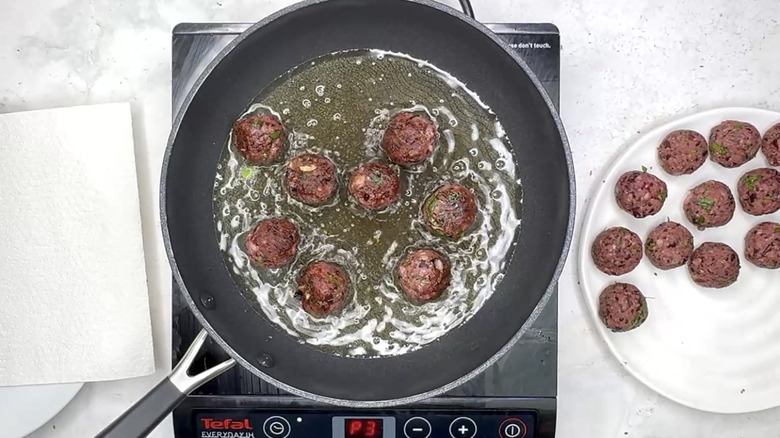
xmin=213 ymin=50 xmax=520 ymax=357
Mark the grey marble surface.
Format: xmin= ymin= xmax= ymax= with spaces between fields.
xmin=1 ymin=0 xmax=779 ymax=437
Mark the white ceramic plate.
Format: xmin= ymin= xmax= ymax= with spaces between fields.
xmin=0 ymin=383 xmax=82 ymax=437
xmin=578 ymin=107 xmax=780 ymax=413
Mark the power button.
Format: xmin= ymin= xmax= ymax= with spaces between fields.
xmin=499 ymin=418 xmax=527 ymax=438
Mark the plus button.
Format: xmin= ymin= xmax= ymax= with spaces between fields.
xmin=449 ymin=417 xmax=477 ymax=438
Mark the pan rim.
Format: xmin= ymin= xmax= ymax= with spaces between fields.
xmin=160 ymin=0 xmax=575 ymax=407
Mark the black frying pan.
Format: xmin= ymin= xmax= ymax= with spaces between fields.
xmin=98 ymin=0 xmax=574 ymax=436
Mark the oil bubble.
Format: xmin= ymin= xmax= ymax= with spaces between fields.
xmin=469 ymin=148 xmax=478 ymax=157
xmin=495 ymin=159 xmax=506 ymax=170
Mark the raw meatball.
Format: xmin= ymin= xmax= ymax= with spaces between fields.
xmin=709 ymin=120 xmax=761 ymax=168
xmin=422 ymin=183 xmax=478 ymax=238
xmin=244 ymin=218 xmax=299 ymax=269
xmin=644 ymin=221 xmax=694 ymax=270
xmin=348 ymin=162 xmax=400 ymax=210
xmin=285 ymin=154 xmax=338 ymax=205
xmin=598 ymin=283 xmax=648 ymax=333
xmin=683 ymin=180 xmax=735 ymax=230
xmin=744 ymin=222 xmax=780 ymax=269
xmin=591 ymin=227 xmax=643 ymax=276
xmin=614 ymin=170 xmax=668 ymax=218
xmin=397 ymin=249 xmax=451 ymax=302
xmin=232 ymin=114 xmax=285 ymax=164
xmin=657 ymin=129 xmax=708 ymax=175
xmin=382 ymin=112 xmax=437 ymax=165
xmin=297 ymin=262 xmax=349 ymax=317
xmin=762 ymin=122 xmax=780 ymax=166
xmin=688 ymin=242 xmax=740 ymax=288
xmin=737 ymin=168 xmax=780 ymax=216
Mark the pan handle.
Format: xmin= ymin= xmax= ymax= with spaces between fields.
xmin=458 ymin=0 xmax=475 ymax=18
xmin=95 ymin=330 xmax=235 ymax=438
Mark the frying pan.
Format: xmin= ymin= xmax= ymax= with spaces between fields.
xmin=97 ymin=0 xmax=574 ymax=436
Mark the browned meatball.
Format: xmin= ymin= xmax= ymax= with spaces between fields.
xmin=232 ymin=114 xmax=285 ymax=164
xmin=645 ymin=221 xmax=694 ymax=270
xmin=297 ymin=262 xmax=349 ymax=317
xmin=348 ymin=162 xmax=400 ymax=210
xmin=762 ymin=122 xmax=780 ymax=166
xmin=688 ymin=242 xmax=740 ymax=288
xmin=422 ymin=183 xmax=477 ymax=238
xmin=598 ymin=283 xmax=648 ymax=333
xmin=657 ymin=130 xmax=708 ymax=175
xmin=382 ymin=112 xmax=437 ymax=165
xmin=737 ymin=168 xmax=780 ymax=216
xmin=683 ymin=180 xmax=735 ymax=230
xmin=397 ymin=249 xmax=451 ymax=302
xmin=284 ymin=154 xmax=338 ymax=205
xmin=709 ymin=120 xmax=761 ymax=168
xmin=744 ymin=222 xmax=780 ymax=269
xmin=614 ymin=171 xmax=668 ymax=218
xmin=591 ymin=227 xmax=643 ymax=276
xmin=244 ymin=218 xmax=299 ymax=269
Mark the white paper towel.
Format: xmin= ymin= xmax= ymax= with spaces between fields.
xmin=0 ymin=103 xmax=155 ymax=386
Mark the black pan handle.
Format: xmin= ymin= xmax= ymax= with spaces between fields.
xmin=458 ymin=0 xmax=475 ymax=18
xmin=95 ymin=330 xmax=235 ymax=438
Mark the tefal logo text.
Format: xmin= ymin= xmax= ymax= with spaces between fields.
xmin=201 ymin=418 xmax=253 ymax=430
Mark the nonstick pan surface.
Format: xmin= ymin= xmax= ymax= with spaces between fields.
xmin=163 ymin=0 xmax=574 ymax=406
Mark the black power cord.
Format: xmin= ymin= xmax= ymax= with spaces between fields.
xmin=458 ymin=0 xmax=475 ymax=18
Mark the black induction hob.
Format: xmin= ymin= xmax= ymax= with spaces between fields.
xmin=171 ymin=21 xmax=560 ymax=438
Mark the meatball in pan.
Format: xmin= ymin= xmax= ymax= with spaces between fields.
xmin=382 ymin=111 xmax=438 ymax=165
xmin=348 ymin=162 xmax=400 ymax=211
xmin=285 ymin=153 xmax=338 ymax=206
xmin=297 ymin=261 xmax=350 ymax=317
xmin=422 ymin=183 xmax=477 ymax=239
xmin=397 ymin=249 xmax=451 ymax=303
xmin=244 ymin=218 xmax=299 ymax=269
xmin=232 ymin=114 xmax=285 ymax=165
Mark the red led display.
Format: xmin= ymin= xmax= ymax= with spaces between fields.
xmin=345 ymin=419 xmax=383 ymax=438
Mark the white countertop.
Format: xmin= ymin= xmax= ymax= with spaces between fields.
xmin=2 ymin=0 xmax=779 ymax=436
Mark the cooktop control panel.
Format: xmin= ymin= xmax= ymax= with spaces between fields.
xmin=195 ymin=410 xmax=536 ymax=438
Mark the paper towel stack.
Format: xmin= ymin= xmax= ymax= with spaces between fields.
xmin=0 ymin=103 xmax=155 ymax=386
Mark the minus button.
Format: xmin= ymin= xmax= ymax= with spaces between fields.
xmin=403 ymin=417 xmax=431 ymax=438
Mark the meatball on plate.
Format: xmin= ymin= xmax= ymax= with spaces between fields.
xmin=578 ymin=107 xmax=780 ymax=414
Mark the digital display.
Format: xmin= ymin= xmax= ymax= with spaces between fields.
xmin=345 ymin=418 xmax=383 ymax=438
